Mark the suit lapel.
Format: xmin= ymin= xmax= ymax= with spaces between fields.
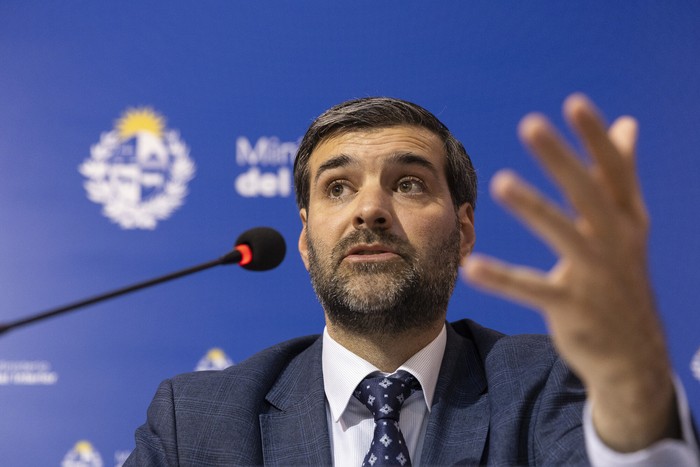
xmin=259 ymin=337 xmax=333 ymax=466
xmin=420 ymin=323 xmax=490 ymax=465
xmin=257 ymin=324 xmax=490 ymax=465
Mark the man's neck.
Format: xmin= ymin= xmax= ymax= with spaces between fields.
xmin=325 ymin=318 xmax=445 ymax=372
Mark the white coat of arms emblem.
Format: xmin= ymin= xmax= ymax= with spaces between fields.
xmin=79 ymin=108 xmax=195 ymax=229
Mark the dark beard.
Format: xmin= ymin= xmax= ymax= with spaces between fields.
xmin=306 ymin=225 xmax=461 ymax=336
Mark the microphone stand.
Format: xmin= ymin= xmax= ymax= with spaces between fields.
xmin=0 ymin=249 xmax=244 ymax=336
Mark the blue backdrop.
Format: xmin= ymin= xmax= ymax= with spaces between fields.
xmin=1 ymin=2 xmax=699 ymax=465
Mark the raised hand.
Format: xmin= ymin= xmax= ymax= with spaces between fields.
xmin=463 ymin=93 xmax=678 ymax=451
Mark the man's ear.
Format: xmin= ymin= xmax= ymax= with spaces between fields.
xmin=298 ymin=208 xmax=310 ymax=270
xmin=458 ymin=203 xmax=476 ymax=259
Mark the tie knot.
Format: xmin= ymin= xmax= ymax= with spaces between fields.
xmin=353 ymin=370 xmax=421 ymax=421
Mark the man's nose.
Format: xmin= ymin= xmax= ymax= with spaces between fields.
xmin=352 ymin=186 xmax=393 ymax=230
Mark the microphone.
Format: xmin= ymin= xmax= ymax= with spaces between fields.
xmin=0 ymin=227 xmax=286 ymax=336
xmin=222 ymin=227 xmax=287 ymax=271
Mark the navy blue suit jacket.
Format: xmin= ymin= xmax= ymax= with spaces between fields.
xmin=126 ymin=319 xmax=588 ymax=466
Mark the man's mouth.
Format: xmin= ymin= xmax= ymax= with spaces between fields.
xmin=343 ymin=244 xmax=401 ymax=262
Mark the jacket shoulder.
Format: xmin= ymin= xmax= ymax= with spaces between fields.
xmin=450 ymin=318 xmax=560 ymax=374
xmin=169 ymin=333 xmax=321 ymax=397
xmin=127 ymin=334 xmax=322 ymax=466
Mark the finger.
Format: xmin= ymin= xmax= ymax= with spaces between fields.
xmin=608 ymin=115 xmax=638 ymax=159
xmin=462 ymin=254 xmax=563 ymax=310
xmin=608 ymin=116 xmax=649 ymax=222
xmin=564 ymin=95 xmax=641 ymax=214
xmin=490 ymin=170 xmax=588 ymax=260
xmin=518 ymin=113 xmax=615 ymax=235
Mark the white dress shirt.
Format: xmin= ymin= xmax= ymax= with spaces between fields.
xmin=323 ymin=326 xmax=445 ymax=466
xmin=321 ymin=324 xmax=699 ymax=466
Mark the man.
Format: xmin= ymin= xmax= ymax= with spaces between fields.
xmin=126 ymin=94 xmax=699 ymax=465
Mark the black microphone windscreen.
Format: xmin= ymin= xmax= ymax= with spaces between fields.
xmin=235 ymin=227 xmax=286 ymax=271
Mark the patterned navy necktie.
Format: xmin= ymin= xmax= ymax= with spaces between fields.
xmin=353 ymin=370 xmax=421 ymax=466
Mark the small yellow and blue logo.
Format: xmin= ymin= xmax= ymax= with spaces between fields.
xmin=692 ymin=346 xmax=700 ymax=382
xmin=195 ymin=347 xmax=235 ymax=371
xmin=61 ymin=440 xmax=103 ymax=467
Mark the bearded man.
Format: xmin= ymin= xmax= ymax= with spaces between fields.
xmin=126 ymin=95 xmax=699 ymax=466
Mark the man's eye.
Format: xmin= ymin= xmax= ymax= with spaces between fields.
xmin=327 ymin=181 xmax=349 ymax=198
xmin=397 ymin=178 xmax=425 ymax=194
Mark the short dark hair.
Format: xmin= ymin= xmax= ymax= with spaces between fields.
xmin=293 ymin=97 xmax=477 ymax=211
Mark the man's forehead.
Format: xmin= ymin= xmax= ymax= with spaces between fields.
xmin=309 ymin=125 xmax=445 ymax=164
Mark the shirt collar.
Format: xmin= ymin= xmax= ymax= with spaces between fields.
xmin=322 ymin=324 xmax=447 ymax=423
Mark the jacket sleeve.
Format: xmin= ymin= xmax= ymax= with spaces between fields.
xmin=124 ymin=379 xmax=179 ymax=467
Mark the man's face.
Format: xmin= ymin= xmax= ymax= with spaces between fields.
xmin=298 ymin=125 xmax=475 ymax=336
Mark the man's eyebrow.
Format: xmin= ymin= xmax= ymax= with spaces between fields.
xmin=314 ymin=154 xmax=356 ymax=185
xmin=388 ymin=152 xmax=439 ymax=177
xmin=312 ymin=152 xmax=440 ymax=185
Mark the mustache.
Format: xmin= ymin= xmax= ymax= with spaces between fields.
xmin=332 ymin=229 xmax=416 ymax=265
